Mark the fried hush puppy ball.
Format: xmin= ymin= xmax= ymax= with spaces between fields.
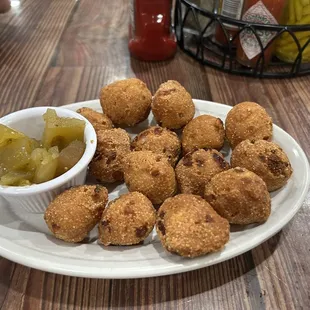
xmin=176 ymin=149 xmax=230 ymax=197
xmin=89 ymin=128 xmax=131 ymax=183
xmin=131 ymin=126 xmax=181 ymax=166
xmin=231 ymin=140 xmax=293 ymax=192
xmin=156 ymin=194 xmax=230 ymax=258
xmin=77 ymin=107 xmax=113 ymax=132
xmin=225 ymin=102 xmax=273 ymax=149
xmin=100 ymin=78 xmax=152 ymax=127
xmin=44 ymin=185 xmax=108 ymax=243
xmin=182 ymin=115 xmax=225 ymax=154
xmin=98 ymin=192 xmax=156 ymax=246
xmin=123 ymin=151 xmax=177 ymax=205
xmin=205 ymin=167 xmax=271 ymax=225
xmin=152 ymin=80 xmax=195 ymax=129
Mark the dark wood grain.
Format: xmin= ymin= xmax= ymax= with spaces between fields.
xmin=0 ymin=0 xmax=310 ymax=309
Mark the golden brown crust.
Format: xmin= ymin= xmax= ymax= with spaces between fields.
xmin=182 ymin=115 xmax=225 ymax=154
xmin=152 ymin=80 xmax=195 ymax=129
xmin=98 ymin=192 xmax=156 ymax=246
xmin=44 ymin=185 xmax=108 ymax=242
xmin=231 ymin=140 xmax=293 ymax=191
xmin=131 ymin=126 xmax=181 ymax=166
xmin=89 ymin=128 xmax=131 ymax=183
xmin=204 ymin=167 xmax=271 ymax=225
xmin=123 ymin=151 xmax=177 ymax=205
xmin=225 ymin=102 xmax=273 ymax=149
xmin=77 ymin=107 xmax=113 ymax=132
xmin=176 ymin=149 xmax=230 ymax=197
xmin=100 ymin=78 xmax=152 ymax=127
xmin=156 ymin=194 xmax=230 ymax=257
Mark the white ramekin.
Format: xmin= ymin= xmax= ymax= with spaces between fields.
xmin=0 ymin=106 xmax=97 ymax=213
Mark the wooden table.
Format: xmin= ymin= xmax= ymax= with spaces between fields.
xmin=0 ymin=1 xmax=310 ymax=309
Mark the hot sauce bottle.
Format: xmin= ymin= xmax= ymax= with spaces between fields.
xmin=215 ymin=0 xmax=245 ymax=47
xmin=128 ymin=0 xmax=177 ymax=61
xmin=236 ymin=0 xmax=287 ymax=68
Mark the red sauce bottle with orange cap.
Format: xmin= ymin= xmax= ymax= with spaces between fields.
xmin=128 ymin=0 xmax=177 ymax=61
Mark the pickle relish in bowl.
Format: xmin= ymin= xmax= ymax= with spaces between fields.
xmin=0 ymin=109 xmax=86 ymax=186
xmin=0 ymin=106 xmax=97 ymax=213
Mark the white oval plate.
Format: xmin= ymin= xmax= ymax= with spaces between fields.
xmin=0 ymin=99 xmax=309 ymax=279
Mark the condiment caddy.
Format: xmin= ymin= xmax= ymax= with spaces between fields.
xmin=174 ymin=0 xmax=310 ymax=78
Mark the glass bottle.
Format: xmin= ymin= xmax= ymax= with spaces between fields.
xmin=215 ymin=0 xmax=245 ymax=47
xmin=275 ymin=0 xmax=310 ymax=63
xmin=128 ymin=0 xmax=177 ymax=61
xmin=185 ymin=0 xmax=216 ymax=37
xmin=236 ymin=0 xmax=288 ymax=68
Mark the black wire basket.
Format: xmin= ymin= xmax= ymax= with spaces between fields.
xmin=174 ymin=0 xmax=310 ymax=78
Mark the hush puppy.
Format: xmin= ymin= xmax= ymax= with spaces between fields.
xmin=231 ymin=140 xmax=293 ymax=191
xmin=152 ymin=80 xmax=195 ymax=129
xmin=89 ymin=128 xmax=131 ymax=183
xmin=123 ymin=151 xmax=177 ymax=205
xmin=176 ymin=149 xmax=230 ymax=197
xmin=98 ymin=192 xmax=156 ymax=246
xmin=44 ymin=185 xmax=108 ymax=243
xmin=156 ymin=194 xmax=230 ymax=257
xmin=100 ymin=78 xmax=152 ymax=127
xmin=131 ymin=126 xmax=181 ymax=166
xmin=182 ymin=115 xmax=225 ymax=154
xmin=205 ymin=167 xmax=271 ymax=225
xmin=77 ymin=107 xmax=113 ymax=132
xmin=225 ymin=102 xmax=273 ymax=149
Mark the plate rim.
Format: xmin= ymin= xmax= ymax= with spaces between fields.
xmin=0 ymin=99 xmax=309 ymax=279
